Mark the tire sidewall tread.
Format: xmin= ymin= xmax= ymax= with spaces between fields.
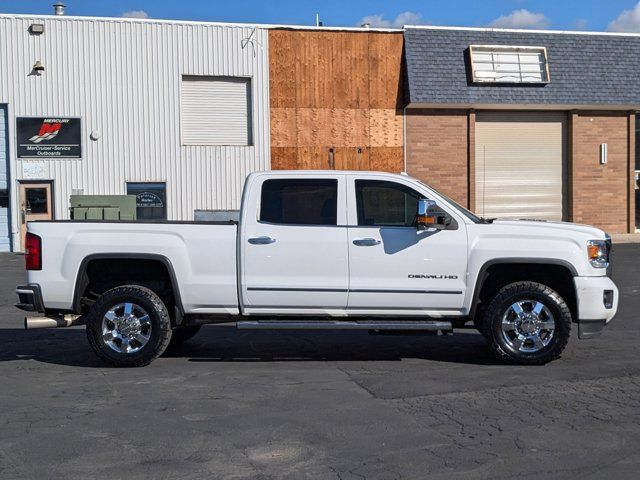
xmin=483 ymin=281 xmax=572 ymax=365
xmin=85 ymin=285 xmax=172 ymax=367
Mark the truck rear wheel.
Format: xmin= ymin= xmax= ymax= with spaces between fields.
xmin=85 ymin=285 xmax=172 ymax=367
xmin=483 ymin=281 xmax=571 ymax=365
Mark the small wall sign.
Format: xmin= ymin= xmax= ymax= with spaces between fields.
xmin=21 ymin=162 xmax=46 ymax=179
xmin=17 ymin=117 xmax=81 ymax=158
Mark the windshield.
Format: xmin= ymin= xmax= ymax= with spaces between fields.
xmin=417 ymin=181 xmax=483 ymax=224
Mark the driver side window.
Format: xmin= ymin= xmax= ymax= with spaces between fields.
xmin=355 ymin=180 xmax=422 ymax=227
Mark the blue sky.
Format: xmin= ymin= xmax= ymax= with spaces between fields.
xmin=2 ymin=1 xmax=640 ymax=32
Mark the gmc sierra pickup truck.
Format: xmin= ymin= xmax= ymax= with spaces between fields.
xmin=16 ymin=171 xmax=618 ymax=367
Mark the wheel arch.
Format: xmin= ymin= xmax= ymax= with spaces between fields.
xmin=469 ymin=258 xmax=578 ymax=323
xmin=72 ymin=253 xmax=184 ymax=322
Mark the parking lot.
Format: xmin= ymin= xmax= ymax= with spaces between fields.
xmin=0 ymin=245 xmax=639 ymax=479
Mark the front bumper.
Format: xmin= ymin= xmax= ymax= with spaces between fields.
xmin=573 ymin=276 xmax=618 ymax=339
xmin=15 ymin=284 xmax=45 ymax=313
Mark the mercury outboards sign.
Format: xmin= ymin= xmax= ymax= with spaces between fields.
xmin=17 ymin=117 xmax=81 ymax=158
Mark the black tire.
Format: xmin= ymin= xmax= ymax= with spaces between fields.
xmin=482 ymin=281 xmax=571 ymax=365
xmin=169 ymin=325 xmax=202 ymax=347
xmin=86 ymin=285 xmax=172 ymax=367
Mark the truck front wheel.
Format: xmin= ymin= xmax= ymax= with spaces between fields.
xmin=85 ymin=285 xmax=172 ymax=367
xmin=482 ymin=281 xmax=572 ymax=365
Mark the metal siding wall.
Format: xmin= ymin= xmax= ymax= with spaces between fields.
xmin=0 ymin=16 xmax=270 ymax=249
xmin=0 ymin=105 xmax=9 ymax=251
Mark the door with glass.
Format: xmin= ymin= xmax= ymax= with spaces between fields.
xmin=19 ymin=182 xmax=53 ymax=250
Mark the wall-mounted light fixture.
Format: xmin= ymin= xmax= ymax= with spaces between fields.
xmin=32 ymin=60 xmax=45 ymax=72
xmin=600 ymin=143 xmax=608 ymax=165
xmin=29 ymin=23 xmax=45 ymax=35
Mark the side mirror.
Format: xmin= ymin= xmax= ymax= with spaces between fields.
xmin=417 ymin=198 xmax=450 ymax=230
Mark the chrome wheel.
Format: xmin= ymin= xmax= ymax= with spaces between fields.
xmin=501 ymin=300 xmax=555 ymax=353
xmin=101 ymin=302 xmax=152 ymax=354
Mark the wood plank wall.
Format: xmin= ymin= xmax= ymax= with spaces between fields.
xmin=269 ymin=30 xmax=405 ymax=172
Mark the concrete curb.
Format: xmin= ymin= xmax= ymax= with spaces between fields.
xmin=611 ymin=234 xmax=640 ymax=244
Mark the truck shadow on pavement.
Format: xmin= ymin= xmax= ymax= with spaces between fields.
xmin=0 ymin=326 xmax=499 ymax=367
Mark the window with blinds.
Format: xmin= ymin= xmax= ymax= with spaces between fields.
xmin=181 ymin=76 xmax=252 ymax=146
xmin=469 ymin=46 xmax=550 ymax=84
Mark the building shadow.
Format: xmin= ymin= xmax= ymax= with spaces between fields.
xmin=0 ymin=325 xmax=500 ymax=368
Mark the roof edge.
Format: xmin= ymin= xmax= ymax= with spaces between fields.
xmin=0 ymin=13 xmax=400 ymax=32
xmin=406 ymin=102 xmax=640 ymax=111
xmin=404 ymin=24 xmax=640 ymax=38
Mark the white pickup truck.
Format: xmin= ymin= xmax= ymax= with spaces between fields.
xmin=16 ymin=171 xmax=618 ymax=367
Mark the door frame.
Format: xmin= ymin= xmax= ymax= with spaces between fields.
xmin=0 ymin=104 xmax=10 ymax=252
xmin=18 ymin=179 xmax=55 ymax=251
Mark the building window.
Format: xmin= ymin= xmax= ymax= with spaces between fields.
xmin=0 ymin=189 xmax=8 ymax=208
xmin=126 ymin=183 xmax=167 ymax=221
xmin=181 ymin=76 xmax=252 ymax=146
xmin=260 ymin=179 xmax=337 ymax=226
xmin=469 ymin=45 xmax=550 ymax=84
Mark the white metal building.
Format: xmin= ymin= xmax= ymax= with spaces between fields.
xmin=0 ymin=13 xmax=271 ymax=251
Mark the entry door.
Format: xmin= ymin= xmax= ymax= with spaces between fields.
xmin=19 ymin=182 xmax=52 ymax=250
xmin=347 ymin=179 xmax=468 ymax=311
xmin=241 ymin=176 xmax=349 ymax=310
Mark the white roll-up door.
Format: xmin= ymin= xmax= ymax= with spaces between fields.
xmin=475 ymin=111 xmax=566 ymax=221
xmin=181 ymin=76 xmax=252 ymax=146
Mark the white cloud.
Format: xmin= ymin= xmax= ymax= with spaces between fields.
xmin=122 ymin=10 xmax=149 ymax=19
xmin=357 ymin=11 xmax=426 ymax=29
xmin=607 ymin=2 xmax=640 ymax=32
xmin=488 ymin=9 xmax=550 ymax=29
xmin=572 ymin=19 xmax=589 ymax=31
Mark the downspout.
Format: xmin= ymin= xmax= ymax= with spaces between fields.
xmin=403 ymin=106 xmax=407 ymax=173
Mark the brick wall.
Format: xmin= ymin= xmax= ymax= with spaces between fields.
xmin=405 ymin=109 xmax=470 ymax=207
xmin=570 ymin=112 xmax=633 ymax=233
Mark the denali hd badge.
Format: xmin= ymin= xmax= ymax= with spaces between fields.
xmin=408 ymin=274 xmax=458 ymax=279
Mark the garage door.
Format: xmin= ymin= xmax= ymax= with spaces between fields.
xmin=0 ymin=105 xmax=9 ymax=252
xmin=475 ymin=112 xmax=566 ymax=221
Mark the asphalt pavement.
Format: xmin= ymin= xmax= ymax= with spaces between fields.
xmin=1 ymin=245 xmax=639 ymax=480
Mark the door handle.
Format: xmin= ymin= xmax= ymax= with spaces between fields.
xmin=353 ymin=238 xmax=381 ymax=247
xmin=248 ymin=236 xmax=276 ymax=245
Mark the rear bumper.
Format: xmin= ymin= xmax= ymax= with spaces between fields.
xmin=15 ymin=284 xmax=45 ymax=313
xmin=573 ymin=276 xmax=618 ymax=339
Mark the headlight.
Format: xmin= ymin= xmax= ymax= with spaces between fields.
xmin=587 ymin=239 xmax=610 ymax=268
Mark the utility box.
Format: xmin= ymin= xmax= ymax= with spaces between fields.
xmin=70 ymin=195 xmax=137 ymax=221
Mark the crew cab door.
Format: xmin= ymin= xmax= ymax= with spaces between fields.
xmin=347 ymin=178 xmax=468 ymax=312
xmin=240 ymin=174 xmax=349 ymax=311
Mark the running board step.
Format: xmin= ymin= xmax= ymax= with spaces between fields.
xmin=236 ymin=320 xmax=452 ymax=331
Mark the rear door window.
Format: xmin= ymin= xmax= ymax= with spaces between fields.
xmin=260 ymin=179 xmax=338 ymax=226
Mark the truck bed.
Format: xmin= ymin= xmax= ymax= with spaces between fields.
xmin=26 ymin=221 xmax=239 ymax=314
